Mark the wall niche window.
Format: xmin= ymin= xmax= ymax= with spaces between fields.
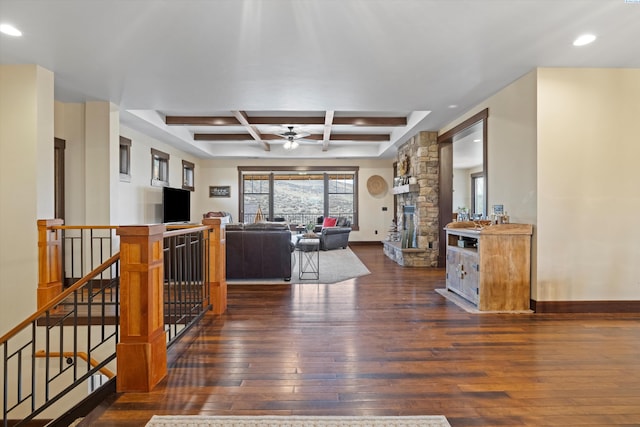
xmin=151 ymin=148 xmax=169 ymax=187
xmin=119 ymin=136 xmax=132 ymax=182
xmin=182 ymin=160 xmax=195 ymax=191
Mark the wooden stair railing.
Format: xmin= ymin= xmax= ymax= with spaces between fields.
xmin=33 ymin=351 xmax=116 ymax=379
xmin=38 ymin=219 xmax=227 ymax=316
xmin=3 ymin=219 xmax=228 ymax=425
xmin=1 ymin=253 xmax=120 ymax=426
xmin=37 ymin=221 xmax=119 ymax=309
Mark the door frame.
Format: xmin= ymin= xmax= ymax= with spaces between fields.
xmin=54 ymin=137 xmax=66 ymax=220
xmin=437 ymin=109 xmax=488 ymax=267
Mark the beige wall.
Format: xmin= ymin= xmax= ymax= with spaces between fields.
xmin=0 ymin=65 xmax=54 ymax=335
xmin=119 ymin=125 xmax=200 ymax=225
xmin=54 ymin=101 xmax=86 ymax=225
xmin=441 ymin=70 xmax=538 ymax=225
xmin=197 ymin=158 xmax=395 ymax=242
xmin=441 ymin=70 xmax=538 ymax=294
xmin=54 ymin=104 xmax=201 ymax=226
xmin=443 ymin=68 xmax=640 ymax=302
xmin=536 ymin=68 xmax=640 ymax=301
xmin=55 ymin=101 xmax=123 ymax=226
xmin=453 ymin=165 xmax=483 ymax=215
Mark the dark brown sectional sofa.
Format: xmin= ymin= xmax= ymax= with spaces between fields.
xmin=225 ymin=222 xmax=295 ymax=281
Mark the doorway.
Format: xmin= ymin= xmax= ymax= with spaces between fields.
xmin=54 ymin=138 xmax=65 ymax=220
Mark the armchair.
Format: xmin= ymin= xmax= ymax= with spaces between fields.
xmin=318 ymin=217 xmax=352 ymax=250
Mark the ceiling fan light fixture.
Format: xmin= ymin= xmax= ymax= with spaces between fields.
xmin=284 ymin=139 xmax=299 ymax=150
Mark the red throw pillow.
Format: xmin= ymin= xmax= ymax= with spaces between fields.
xmin=322 ymin=217 xmax=337 ymax=227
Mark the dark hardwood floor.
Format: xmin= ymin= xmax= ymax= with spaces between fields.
xmin=87 ymin=245 xmax=640 ymax=427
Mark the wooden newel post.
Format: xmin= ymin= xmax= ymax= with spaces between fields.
xmin=202 ymin=218 xmax=227 ymax=314
xmin=116 ymin=224 xmax=167 ymax=392
xmin=37 ymin=219 xmax=64 ymax=309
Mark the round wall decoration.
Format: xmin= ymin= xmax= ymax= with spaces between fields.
xmin=367 ymin=175 xmax=388 ymax=197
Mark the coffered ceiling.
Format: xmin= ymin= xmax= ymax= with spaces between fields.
xmin=126 ymin=109 xmax=425 ymax=158
xmin=1 ymin=0 xmax=639 ymax=159
xmin=125 ymin=108 xmax=428 ymax=158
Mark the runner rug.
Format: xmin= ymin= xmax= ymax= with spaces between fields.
xmin=145 ymin=415 xmax=451 ymax=427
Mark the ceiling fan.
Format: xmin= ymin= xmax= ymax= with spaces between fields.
xmin=277 ymin=126 xmax=310 ymax=150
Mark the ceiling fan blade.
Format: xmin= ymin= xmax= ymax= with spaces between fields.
xmin=276 ymin=125 xmax=310 ymax=140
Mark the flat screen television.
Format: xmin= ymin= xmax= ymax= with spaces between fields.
xmin=162 ymin=187 xmax=191 ymax=223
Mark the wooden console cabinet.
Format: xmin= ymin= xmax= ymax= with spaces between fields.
xmin=444 ymin=223 xmax=533 ymax=311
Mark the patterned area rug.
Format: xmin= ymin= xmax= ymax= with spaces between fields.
xmin=227 ymin=247 xmax=370 ymax=285
xmin=145 ymin=415 xmax=451 ymax=427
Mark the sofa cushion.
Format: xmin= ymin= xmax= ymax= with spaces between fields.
xmin=244 ymin=222 xmax=289 ymax=231
xmin=322 ymin=217 xmax=337 ymax=227
xmin=336 ymin=217 xmax=350 ymax=227
xmin=225 ymin=223 xmax=245 ymax=231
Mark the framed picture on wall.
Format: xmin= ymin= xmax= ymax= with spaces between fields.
xmin=209 ymin=186 xmax=230 ymax=198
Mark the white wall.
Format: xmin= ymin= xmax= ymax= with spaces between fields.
xmin=197 ymin=158 xmax=395 ymax=241
xmin=0 ymin=65 xmax=54 ymax=335
xmin=536 ymin=68 xmax=640 ymax=301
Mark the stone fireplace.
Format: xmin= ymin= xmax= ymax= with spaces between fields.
xmin=382 ymin=131 xmax=439 ymax=267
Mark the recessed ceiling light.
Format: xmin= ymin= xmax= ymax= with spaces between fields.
xmin=448 ymin=104 xmax=458 ymax=109
xmin=573 ymin=34 xmax=596 ymax=46
xmin=0 ymin=23 xmax=22 ymax=37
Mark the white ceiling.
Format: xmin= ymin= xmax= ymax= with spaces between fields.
xmin=1 ymin=0 xmax=639 ymax=159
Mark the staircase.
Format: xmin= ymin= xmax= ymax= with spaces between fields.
xmin=1 ymin=219 xmax=226 ymax=426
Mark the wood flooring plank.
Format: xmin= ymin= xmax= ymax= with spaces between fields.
xmin=85 ymin=245 xmax=640 ymax=427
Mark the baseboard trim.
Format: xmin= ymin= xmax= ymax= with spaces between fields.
xmin=531 ymin=299 xmax=640 ymax=313
xmin=349 ymin=241 xmax=383 ymax=246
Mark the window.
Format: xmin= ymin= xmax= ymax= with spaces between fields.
xmin=151 ymin=148 xmax=169 ymax=187
xmin=243 ymin=174 xmax=271 ymax=222
xmin=471 ymin=172 xmax=485 ymax=218
xmin=328 ymin=173 xmax=354 ymax=220
xmin=119 ymin=136 xmax=131 ymax=182
xmin=182 ymin=160 xmax=195 ymax=191
xmin=239 ymin=167 xmax=359 ymax=228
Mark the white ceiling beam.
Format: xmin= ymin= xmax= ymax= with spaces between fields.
xmin=322 ymin=110 xmax=334 ymax=152
xmin=232 ymin=111 xmax=270 ymax=151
